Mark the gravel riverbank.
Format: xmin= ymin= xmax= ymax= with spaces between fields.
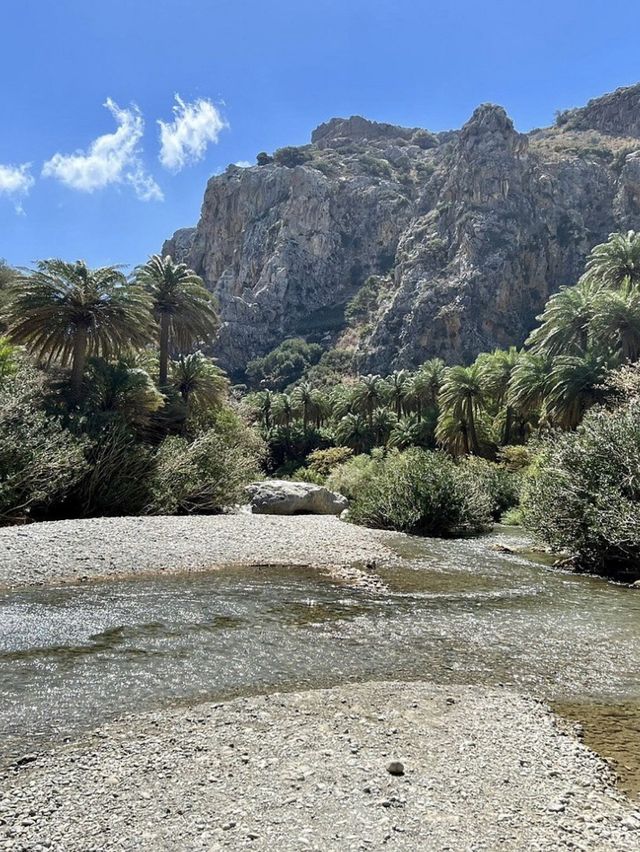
xmin=0 ymin=515 xmax=398 ymax=590
xmin=2 ymin=681 xmax=639 ymax=851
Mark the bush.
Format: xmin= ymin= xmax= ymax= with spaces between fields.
xmin=348 ymin=448 xmax=492 ymax=536
xmin=74 ymin=421 xmax=154 ymax=516
xmin=306 ymin=446 xmax=353 ymax=477
xmin=522 ymin=400 xmax=640 ymax=577
xmin=148 ymin=424 xmax=263 ymax=515
xmin=273 ymin=147 xmax=311 ymax=168
xmin=326 ymin=451 xmax=381 ymax=502
xmin=291 ymin=467 xmax=326 ymax=485
xmin=458 ymin=456 xmax=521 ymax=519
xmin=501 ymin=507 xmax=523 ymax=526
xmin=256 ymin=152 xmax=273 ymax=166
xmin=246 ymin=338 xmax=323 ymax=391
xmin=0 ymin=369 xmax=88 ymax=522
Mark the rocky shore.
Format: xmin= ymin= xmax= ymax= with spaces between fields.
xmin=0 ymin=515 xmax=398 ymax=591
xmin=2 ymin=681 xmax=639 ymax=851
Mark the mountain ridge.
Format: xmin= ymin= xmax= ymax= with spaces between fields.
xmin=163 ymin=83 xmax=640 ymax=375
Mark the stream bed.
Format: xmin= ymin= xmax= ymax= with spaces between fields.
xmin=1 ymin=527 xmax=639 ymax=794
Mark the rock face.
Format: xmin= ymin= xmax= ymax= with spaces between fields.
xmin=246 ymin=480 xmax=348 ymax=516
xmin=164 ymin=84 xmax=640 ymax=374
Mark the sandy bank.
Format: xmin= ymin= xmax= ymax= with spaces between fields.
xmin=0 ymin=514 xmax=398 ymax=590
xmin=2 ymin=681 xmax=639 ymax=851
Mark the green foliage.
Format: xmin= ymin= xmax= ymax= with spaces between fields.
xmin=358 ymin=155 xmax=392 ymax=178
xmin=345 ymin=276 xmax=385 ymax=326
xmin=4 ymin=260 xmax=154 ymax=400
xmin=273 ymin=147 xmax=311 ymax=168
xmin=135 ymin=254 xmax=219 ymax=386
xmin=82 ymin=358 xmax=165 ymax=433
xmin=522 ymin=399 xmax=640 ymax=577
xmin=501 ymin=507 xmax=524 ymax=526
xmin=291 ymin=467 xmax=326 ymax=485
xmin=411 ymin=129 xmax=438 ymax=149
xmin=148 ymin=421 xmax=264 ymax=515
xmin=306 ymin=446 xmax=353 ymax=477
xmin=0 ymin=368 xmax=88 ymax=522
xmin=349 ymin=448 xmax=492 ymax=536
xmin=457 ymin=456 xmax=521 ymax=519
xmin=246 ymin=338 xmax=322 ymax=391
xmin=0 ymin=337 xmax=18 ymax=382
xmin=74 ymin=420 xmax=154 ymax=516
xmin=326 ymin=452 xmax=382 ymax=502
xmin=256 ymin=152 xmax=273 ymax=166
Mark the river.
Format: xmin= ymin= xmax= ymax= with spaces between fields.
xmin=1 ymin=527 xmax=639 ymax=794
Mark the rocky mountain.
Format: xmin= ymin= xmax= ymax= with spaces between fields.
xmin=163 ymin=84 xmax=640 ymax=376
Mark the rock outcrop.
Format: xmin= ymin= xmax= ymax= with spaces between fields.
xmin=245 ymin=480 xmax=348 ymax=516
xmin=163 ymin=83 xmax=640 ymax=375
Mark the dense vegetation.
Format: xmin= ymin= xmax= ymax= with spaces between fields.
xmin=1 ymin=232 xmax=639 ymax=578
xmin=0 ymin=256 xmax=263 ymax=522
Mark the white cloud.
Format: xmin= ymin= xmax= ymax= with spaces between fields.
xmin=234 ymin=160 xmax=252 ymax=168
xmin=42 ymin=99 xmax=163 ymax=201
xmin=158 ymin=96 xmax=228 ymax=172
xmin=0 ymin=163 xmax=35 ymax=213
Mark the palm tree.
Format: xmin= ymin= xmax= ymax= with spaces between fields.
xmin=135 ymin=254 xmax=219 ymax=386
xmin=508 ymin=352 xmax=553 ymax=423
xmin=478 ymin=347 xmax=519 ymax=444
xmin=272 ymin=393 xmax=294 ymax=429
xmin=590 ymin=286 xmax=640 ymax=363
xmin=438 ymin=364 xmax=486 ymax=455
xmin=170 ymin=351 xmax=228 ymax=421
xmin=254 ymin=389 xmax=274 ymax=430
xmin=406 ymin=358 xmax=445 ymax=421
xmin=371 ymin=406 xmax=397 ymax=446
xmin=310 ymin=389 xmax=331 ymax=428
xmin=386 ymin=370 xmax=410 ymax=418
xmin=330 ymin=385 xmax=356 ymax=420
xmin=388 ymin=414 xmax=422 ymax=449
xmin=584 ymin=230 xmax=640 ymax=289
xmin=352 ymin=374 xmax=386 ymax=427
xmin=292 ymin=381 xmax=315 ymax=430
xmin=545 ymin=352 xmax=610 ymax=430
xmin=84 ymin=357 xmax=164 ymax=429
xmin=526 ymin=278 xmax=601 ymax=356
xmin=335 ymin=413 xmax=370 ymax=454
xmin=3 ymin=259 xmax=153 ymax=401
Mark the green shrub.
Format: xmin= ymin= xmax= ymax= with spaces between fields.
xmin=500 ymin=507 xmax=523 ymax=526
xmin=148 ymin=423 xmax=264 ymax=515
xmin=273 ymin=147 xmax=311 ymax=168
xmin=307 ymin=446 xmax=353 ymax=477
xmin=349 ymin=448 xmax=492 ymax=536
xmin=291 ymin=467 xmax=326 ymax=485
xmin=74 ymin=421 xmax=154 ymax=516
xmin=326 ymin=451 xmax=381 ymax=502
xmin=0 ymin=369 xmax=88 ymax=522
xmin=522 ymin=400 xmax=640 ymax=577
xmin=246 ymin=338 xmax=323 ymax=391
xmin=458 ymin=456 xmax=521 ymax=519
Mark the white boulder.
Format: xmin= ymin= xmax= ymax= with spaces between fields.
xmin=246 ymin=480 xmax=348 ymax=516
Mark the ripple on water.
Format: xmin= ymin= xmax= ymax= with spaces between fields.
xmin=1 ymin=532 xmax=639 ymax=783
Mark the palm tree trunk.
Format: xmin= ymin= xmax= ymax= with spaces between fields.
xmin=159 ymin=313 xmax=170 ymax=386
xmin=503 ymin=405 xmax=513 ymax=446
xmin=466 ymin=400 xmax=480 ymax=455
xmin=461 ymin=421 xmax=470 ymax=456
xmin=70 ymin=326 xmax=88 ymax=402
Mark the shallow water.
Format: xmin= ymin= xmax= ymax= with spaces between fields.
xmin=1 ymin=526 xmax=639 ymax=791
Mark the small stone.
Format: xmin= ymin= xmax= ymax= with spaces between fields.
xmin=387 ymin=761 xmax=404 ymax=776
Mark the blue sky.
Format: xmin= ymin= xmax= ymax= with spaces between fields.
xmin=1 ymin=0 xmax=639 ymax=270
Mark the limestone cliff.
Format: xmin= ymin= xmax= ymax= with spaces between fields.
xmin=163 ymin=83 xmax=640 ymax=374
